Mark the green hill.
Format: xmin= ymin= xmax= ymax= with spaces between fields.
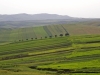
xmin=0 ymin=22 xmax=100 ymax=44
xmin=0 ymin=35 xmax=100 ymax=75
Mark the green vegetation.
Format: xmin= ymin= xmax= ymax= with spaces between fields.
xmin=0 ymin=34 xmax=100 ymax=75
xmin=1 ymin=21 xmax=100 ymax=44
xmin=0 ymin=21 xmax=100 ymax=75
xmin=0 ymin=25 xmax=69 ymax=43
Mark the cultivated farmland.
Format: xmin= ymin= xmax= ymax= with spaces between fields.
xmin=0 ymin=21 xmax=100 ymax=75
xmin=0 ymin=35 xmax=100 ymax=75
xmin=0 ymin=21 xmax=100 ymax=44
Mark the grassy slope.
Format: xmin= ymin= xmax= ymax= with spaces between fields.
xmin=0 ymin=35 xmax=100 ymax=75
xmin=0 ymin=21 xmax=100 ymax=44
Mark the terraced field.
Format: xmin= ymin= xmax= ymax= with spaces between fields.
xmin=0 ymin=35 xmax=100 ymax=75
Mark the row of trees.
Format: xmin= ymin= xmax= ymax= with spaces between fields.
xmin=18 ymin=33 xmax=69 ymax=42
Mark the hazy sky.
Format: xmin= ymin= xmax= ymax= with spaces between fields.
xmin=0 ymin=0 xmax=100 ymax=18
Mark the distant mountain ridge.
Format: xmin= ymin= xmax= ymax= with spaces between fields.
xmin=0 ymin=13 xmax=73 ymax=21
xmin=0 ymin=13 xmax=100 ymax=28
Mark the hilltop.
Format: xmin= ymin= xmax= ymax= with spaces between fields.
xmin=0 ymin=13 xmax=73 ymax=21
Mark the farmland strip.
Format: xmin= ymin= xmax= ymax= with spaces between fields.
xmin=43 ymin=26 xmax=52 ymax=36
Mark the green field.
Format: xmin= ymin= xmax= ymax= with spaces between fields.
xmin=0 ymin=25 xmax=69 ymax=43
xmin=0 ymin=21 xmax=100 ymax=75
xmin=0 ymin=22 xmax=100 ymax=44
xmin=0 ymin=35 xmax=100 ymax=75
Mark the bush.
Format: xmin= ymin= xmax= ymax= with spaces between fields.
xmin=60 ymin=34 xmax=63 ymax=37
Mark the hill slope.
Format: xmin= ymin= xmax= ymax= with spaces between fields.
xmin=0 ymin=22 xmax=100 ymax=44
xmin=0 ymin=35 xmax=100 ymax=75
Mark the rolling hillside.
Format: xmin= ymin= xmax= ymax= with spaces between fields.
xmin=0 ymin=35 xmax=100 ymax=75
xmin=0 ymin=20 xmax=100 ymax=75
xmin=0 ymin=22 xmax=100 ymax=44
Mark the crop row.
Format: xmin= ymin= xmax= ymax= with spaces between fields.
xmin=0 ymin=25 xmax=70 ymax=43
